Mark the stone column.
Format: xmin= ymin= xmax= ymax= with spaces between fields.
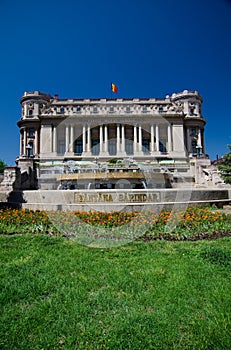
xmin=134 ymin=125 xmax=137 ymax=153
xmin=197 ymin=128 xmax=202 ymax=147
xmin=65 ymin=125 xmax=69 ymax=152
xmin=19 ymin=131 xmax=23 ymax=156
xmin=35 ymin=129 xmax=39 ymax=155
xmin=195 ymin=103 xmax=200 ymax=116
xmin=87 ymin=125 xmax=91 ymax=153
xmin=99 ymin=125 xmax=103 ymax=154
xmin=155 ymin=125 xmax=159 ymax=152
xmin=167 ymin=124 xmax=172 ymax=152
xmin=24 ymin=104 xmax=28 ymax=118
xmin=82 ymin=125 xmax=86 ymax=153
xmin=151 ymin=124 xmax=154 ymax=153
xmin=201 ymin=130 xmax=205 ymax=154
xmin=117 ymin=124 xmax=120 ymax=154
xmin=184 ymin=101 xmax=189 ymax=115
xmin=139 ymin=125 xmax=142 ymax=152
xmin=121 ymin=124 xmax=125 ymax=153
xmin=23 ymin=128 xmax=27 ymax=155
xmin=70 ymin=125 xmax=74 ymax=153
xmin=197 ymin=128 xmax=202 ymax=156
xmin=104 ymin=124 xmax=108 ymax=153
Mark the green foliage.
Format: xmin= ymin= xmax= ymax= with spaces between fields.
xmin=108 ymin=158 xmax=123 ymax=165
xmin=218 ymin=144 xmax=231 ymax=184
xmin=0 ymin=159 xmax=6 ymax=174
xmin=107 ymin=158 xmax=118 ymax=164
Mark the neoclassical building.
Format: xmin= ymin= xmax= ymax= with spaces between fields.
xmin=1 ymin=88 xmax=229 ymax=211
xmin=13 ymin=89 xmax=211 ymax=190
xmin=17 ymin=89 xmax=206 ymax=161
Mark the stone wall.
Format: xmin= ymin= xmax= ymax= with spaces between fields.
xmin=6 ymin=188 xmax=230 ymax=212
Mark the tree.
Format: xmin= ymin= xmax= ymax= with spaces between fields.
xmin=218 ymin=145 xmax=231 ymax=184
xmin=0 ymin=159 xmax=7 ymax=174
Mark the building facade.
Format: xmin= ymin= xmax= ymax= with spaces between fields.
xmin=17 ymin=89 xmax=206 ymax=162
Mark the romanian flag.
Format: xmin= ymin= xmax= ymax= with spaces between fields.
xmin=111 ymin=83 xmax=118 ymax=93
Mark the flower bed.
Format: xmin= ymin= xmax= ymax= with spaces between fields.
xmin=0 ymin=206 xmax=230 ymax=241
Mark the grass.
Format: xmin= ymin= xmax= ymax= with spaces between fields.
xmin=0 ymin=234 xmax=231 ymax=349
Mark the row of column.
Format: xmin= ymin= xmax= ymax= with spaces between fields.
xmin=21 ymin=123 xmax=205 ymax=158
xmin=55 ymin=123 xmax=173 ymax=155
xmin=20 ymin=128 xmax=39 ymax=156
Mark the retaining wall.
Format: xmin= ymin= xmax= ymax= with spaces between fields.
xmin=4 ymin=188 xmax=231 ymax=212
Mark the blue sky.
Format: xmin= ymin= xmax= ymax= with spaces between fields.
xmin=0 ymin=0 xmax=230 ymax=165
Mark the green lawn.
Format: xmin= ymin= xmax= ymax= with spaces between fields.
xmin=0 ymin=234 xmax=231 ymax=350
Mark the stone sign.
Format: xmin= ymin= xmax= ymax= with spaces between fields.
xmin=74 ymin=191 xmax=160 ymax=204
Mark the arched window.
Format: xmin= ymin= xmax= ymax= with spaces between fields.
xmin=28 ymin=109 xmax=33 ymax=116
xmin=189 ymin=107 xmax=195 ymax=116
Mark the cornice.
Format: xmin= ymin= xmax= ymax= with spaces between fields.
xmin=184 ymin=116 xmax=206 ymax=125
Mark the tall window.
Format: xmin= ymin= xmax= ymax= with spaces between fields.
xmin=109 ymin=140 xmax=116 ymax=155
xmin=142 ymin=139 xmax=150 ymax=153
xmin=125 ymin=139 xmax=133 ymax=155
xmin=74 ymin=140 xmax=83 ymax=155
xmin=58 ymin=140 xmax=65 ymax=154
xmin=189 ymin=107 xmax=195 ymax=116
xmin=27 ymin=142 xmax=34 ymax=157
xmin=190 ymin=127 xmax=197 ymax=136
xmin=28 ymin=128 xmax=35 ymax=137
xmin=159 ymin=140 xmax=166 ymax=153
xmin=28 ymin=109 xmax=33 ymax=117
xmin=192 ymin=140 xmax=197 ymax=155
xmin=92 ymin=140 xmax=100 ymax=155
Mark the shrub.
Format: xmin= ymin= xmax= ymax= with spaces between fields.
xmin=0 ymin=159 xmax=7 ymax=174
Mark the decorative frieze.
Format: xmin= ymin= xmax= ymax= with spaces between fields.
xmin=46 ymin=101 xmax=184 ymax=117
